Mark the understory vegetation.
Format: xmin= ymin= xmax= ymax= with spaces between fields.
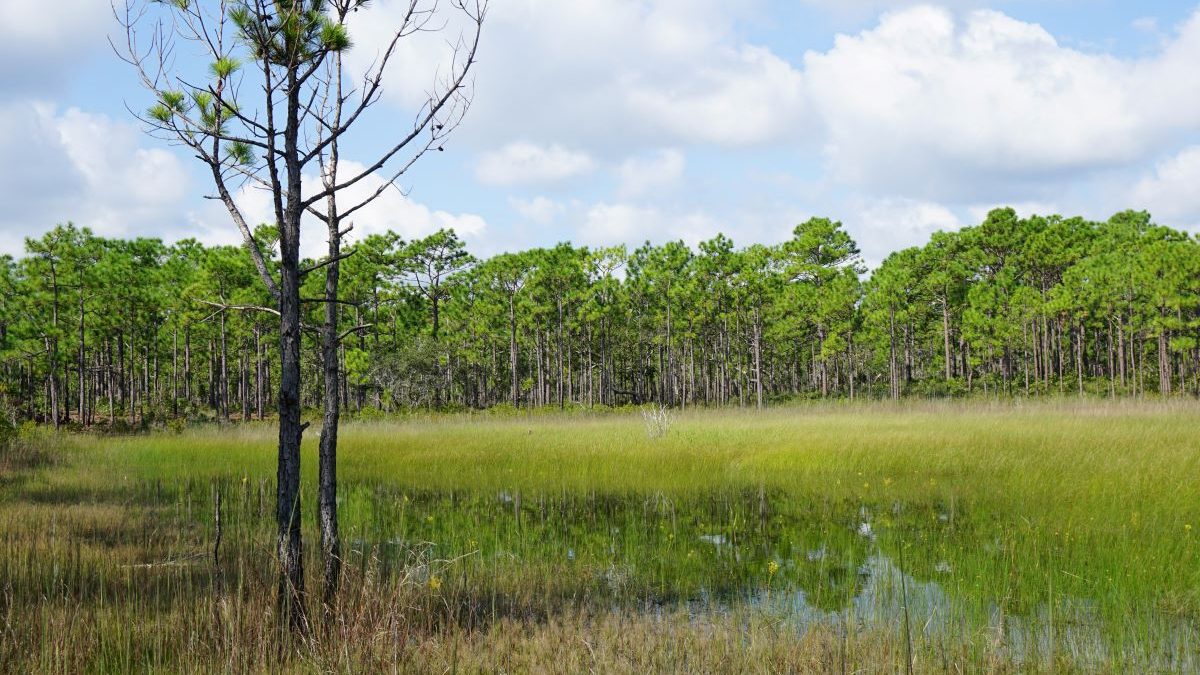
xmin=3 ymin=400 xmax=1197 ymax=672
xmin=3 ymin=207 xmax=1199 ymax=430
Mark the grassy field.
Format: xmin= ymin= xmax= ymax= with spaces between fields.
xmin=2 ymin=399 xmax=1199 ymax=672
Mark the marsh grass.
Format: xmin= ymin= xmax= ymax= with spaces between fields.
xmin=2 ymin=399 xmax=1198 ymax=671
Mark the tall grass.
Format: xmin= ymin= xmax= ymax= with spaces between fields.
xmin=2 ymin=399 xmax=1198 ymax=671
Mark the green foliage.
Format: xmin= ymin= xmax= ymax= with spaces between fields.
xmin=147 ymin=103 xmax=173 ymax=124
xmin=6 ymin=209 xmax=1200 ymax=426
xmin=319 ymin=17 xmax=352 ymax=51
xmin=344 ymin=347 xmax=371 ymax=387
xmin=210 ymin=56 xmax=241 ymax=79
xmin=225 ymin=140 xmax=255 ymax=166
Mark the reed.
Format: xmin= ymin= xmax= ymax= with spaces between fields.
xmin=1 ymin=399 xmax=1197 ymax=671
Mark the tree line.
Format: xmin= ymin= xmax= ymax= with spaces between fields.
xmin=3 ymin=208 xmax=1197 ymax=426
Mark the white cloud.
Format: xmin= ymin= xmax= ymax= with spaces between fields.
xmin=577 ymin=202 xmax=721 ymax=249
xmin=572 ymin=199 xmax=815 ymax=252
xmin=1132 ymin=146 xmax=1200 ymax=228
xmin=53 ymin=109 xmax=190 ymax=231
xmin=850 ymin=197 xmax=964 ymax=265
xmin=509 ymin=197 xmax=564 ymax=225
xmin=795 ymin=0 xmax=1079 ymax=24
xmin=0 ymin=0 xmax=110 ymax=93
xmin=622 ymin=45 xmax=806 ymax=146
xmin=0 ymin=0 xmax=108 ymax=47
xmin=346 ymin=0 xmax=807 ymax=151
xmin=965 ymin=200 xmax=1060 ymax=224
xmin=0 ymin=102 xmax=192 ymax=254
xmin=578 ymin=203 xmax=653 ymax=247
xmin=803 ymin=6 xmax=1200 ymax=200
xmin=351 ymin=2 xmax=1200 ymax=213
xmin=217 ymin=161 xmax=488 ymax=260
xmin=15 ymin=1 xmax=1200 ymax=265
xmin=475 ymin=142 xmax=595 ymax=186
xmin=617 ymin=149 xmax=686 ymax=199
xmin=0 ymin=103 xmax=84 ymax=254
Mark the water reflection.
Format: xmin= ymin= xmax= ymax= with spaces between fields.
xmin=338 ymin=485 xmax=1196 ymax=669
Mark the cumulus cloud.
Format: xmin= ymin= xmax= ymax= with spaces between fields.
xmin=964 ymin=200 xmax=1061 ymax=224
xmin=213 ymin=161 xmax=488 ymax=260
xmin=0 ymin=103 xmax=192 ymax=255
xmin=576 ymin=202 xmax=723 ymax=249
xmin=54 ymin=109 xmax=191 ymax=231
xmin=0 ymin=0 xmax=110 ymax=94
xmin=475 ymin=142 xmax=595 ymax=186
xmin=15 ymin=0 xmax=1200 ymax=264
xmin=849 ymin=197 xmax=964 ymax=266
xmin=510 ymin=196 xmax=565 ymax=226
xmin=623 ymin=45 xmax=806 ymax=146
xmin=577 ymin=203 xmax=655 ymax=247
xmin=617 ymin=149 xmax=686 ymax=199
xmin=803 ymin=6 xmax=1200 ymax=200
xmin=571 ymin=199 xmax=817 ymax=252
xmin=345 ymin=0 xmax=807 ymax=151
xmin=328 ymin=1 xmax=1200 ymax=257
xmin=1132 ymin=147 xmax=1200 ymax=228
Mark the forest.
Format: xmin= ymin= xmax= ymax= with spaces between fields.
xmin=2 ymin=206 xmax=1196 ymax=430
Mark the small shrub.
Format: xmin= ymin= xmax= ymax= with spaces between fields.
xmin=0 ymin=417 xmax=15 ymax=452
xmin=0 ymin=420 xmax=56 ymax=471
xmin=354 ymin=405 xmax=389 ymax=422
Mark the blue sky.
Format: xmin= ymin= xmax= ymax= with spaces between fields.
xmin=3 ymin=0 xmax=1200 ymax=265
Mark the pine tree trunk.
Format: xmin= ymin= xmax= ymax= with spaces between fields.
xmin=1159 ymin=329 xmax=1170 ymax=396
xmin=78 ymin=291 xmax=86 ymax=425
xmin=942 ymin=297 xmax=952 ymax=381
xmin=276 ymin=71 xmax=307 ymax=630
xmin=557 ymin=296 xmax=565 ymax=410
xmin=318 ymin=202 xmax=344 ymax=612
xmin=509 ymin=300 xmax=520 ymax=406
xmin=888 ymin=307 xmax=898 ymax=400
xmin=172 ymin=328 xmax=179 ymax=417
xmin=220 ymin=311 xmax=229 ymax=421
xmin=753 ymin=307 xmax=763 ymax=409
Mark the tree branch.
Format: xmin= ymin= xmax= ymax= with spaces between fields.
xmin=337 ymin=324 xmax=373 ymax=343
xmin=300 ymin=249 xmax=356 ymax=277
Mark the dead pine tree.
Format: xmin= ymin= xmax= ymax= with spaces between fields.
xmin=116 ymin=0 xmax=486 ymax=631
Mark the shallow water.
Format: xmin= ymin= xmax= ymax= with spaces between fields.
xmin=133 ymin=479 xmax=1199 ymax=669
xmin=350 ymin=486 xmax=1196 ymax=668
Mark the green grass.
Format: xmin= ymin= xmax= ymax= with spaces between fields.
xmin=3 ymin=399 xmax=1199 ymax=671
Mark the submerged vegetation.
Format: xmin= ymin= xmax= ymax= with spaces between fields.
xmin=3 ymin=400 xmax=1198 ymax=671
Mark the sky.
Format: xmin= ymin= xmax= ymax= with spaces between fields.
xmin=3 ymin=0 xmax=1200 ymax=266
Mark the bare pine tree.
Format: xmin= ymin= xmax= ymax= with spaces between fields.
xmin=116 ymin=0 xmax=485 ymax=629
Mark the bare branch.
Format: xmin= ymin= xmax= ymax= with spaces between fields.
xmin=337 ymin=324 xmax=373 ymax=343
xmin=196 ymin=299 xmax=281 ymax=317
xmin=299 ymin=0 xmax=487 ymax=200
xmin=301 ymin=297 xmax=360 ymax=306
xmin=300 ymin=250 xmax=356 ymax=277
